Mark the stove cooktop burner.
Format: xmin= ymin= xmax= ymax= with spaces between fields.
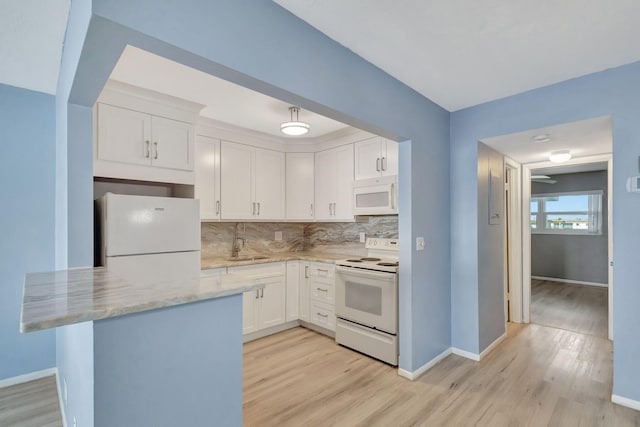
xmin=377 ymin=262 xmax=399 ymax=267
xmin=360 ymin=257 xmax=381 ymax=261
xmin=346 ymin=259 xmax=363 ymax=262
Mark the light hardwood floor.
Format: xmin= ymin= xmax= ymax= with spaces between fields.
xmin=0 ymin=375 xmax=62 ymax=427
xmin=244 ymin=325 xmax=640 ymax=426
xmin=531 ymin=279 xmax=608 ymax=337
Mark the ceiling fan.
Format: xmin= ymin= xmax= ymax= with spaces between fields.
xmin=531 ymin=174 xmax=557 ymax=184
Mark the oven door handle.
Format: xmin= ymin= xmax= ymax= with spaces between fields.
xmin=336 ymin=265 xmax=397 ymax=280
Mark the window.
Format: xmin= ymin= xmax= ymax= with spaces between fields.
xmin=530 ymin=191 xmax=603 ymax=235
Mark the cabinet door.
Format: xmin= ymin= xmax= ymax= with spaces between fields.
xmin=381 ymin=139 xmax=399 ymax=177
xmin=354 ymin=137 xmax=383 ymax=180
xmin=333 ymin=144 xmax=354 ymax=220
xmin=194 ymin=136 xmax=221 ymax=221
xmin=254 ymin=147 xmax=285 ymax=220
xmin=242 ymin=290 xmax=260 ymax=334
xmin=220 ymin=141 xmax=254 ymax=219
xmin=150 ymin=116 xmax=194 ymax=171
xmin=286 ymin=261 xmax=300 ymax=322
xmin=314 ymin=149 xmax=336 ymax=220
xmin=286 ymin=153 xmax=315 ymax=220
xmin=97 ymin=103 xmax=151 ymax=166
xmin=259 ymin=277 xmax=286 ymax=329
xmin=298 ymin=262 xmax=310 ymax=321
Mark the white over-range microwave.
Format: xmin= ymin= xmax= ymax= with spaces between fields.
xmin=352 ymin=175 xmax=398 ymax=215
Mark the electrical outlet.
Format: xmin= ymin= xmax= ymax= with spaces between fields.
xmin=359 ymin=232 xmax=366 ymax=243
xmin=416 ymin=237 xmax=425 ymax=251
xmin=275 ymin=231 xmax=283 ymax=241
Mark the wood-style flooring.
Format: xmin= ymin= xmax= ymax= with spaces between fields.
xmin=244 ymin=325 xmax=640 ymax=426
xmin=531 ymin=279 xmax=608 ymax=337
xmin=0 ymin=375 xmax=62 ymax=427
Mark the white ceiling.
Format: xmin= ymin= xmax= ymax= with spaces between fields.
xmin=275 ymin=0 xmax=640 ymax=111
xmin=481 ymin=116 xmax=612 ymax=166
xmin=109 ymin=46 xmax=349 ymax=139
xmin=532 ymin=162 xmax=608 ymax=177
xmin=0 ymin=0 xmax=70 ymax=94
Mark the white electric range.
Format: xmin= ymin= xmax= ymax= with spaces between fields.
xmin=335 ymin=238 xmax=399 ymax=366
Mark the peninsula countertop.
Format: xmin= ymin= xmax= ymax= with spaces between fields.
xmin=21 ymin=267 xmax=265 ymax=333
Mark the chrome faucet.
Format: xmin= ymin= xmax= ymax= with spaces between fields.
xmin=231 ymin=222 xmax=246 ymax=258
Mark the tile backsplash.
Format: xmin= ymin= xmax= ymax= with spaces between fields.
xmin=201 ymin=216 xmax=398 ymax=258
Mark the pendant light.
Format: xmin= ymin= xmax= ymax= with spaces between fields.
xmin=280 ymin=106 xmax=310 ymax=136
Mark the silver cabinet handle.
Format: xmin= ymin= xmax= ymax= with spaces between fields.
xmin=153 ymin=142 xmax=158 ymax=159
xmin=260 ymin=288 xmax=264 ymax=298
xmin=332 ymin=202 xmax=337 ymax=216
xmin=252 ymin=202 xmax=256 ymax=216
xmin=328 ymin=203 xmax=332 ymax=216
xmin=317 ymin=312 xmax=328 ymax=318
xmin=376 ymin=157 xmax=381 ymax=172
xmin=316 ymin=287 xmax=328 ymax=292
xmin=145 ymin=140 xmax=150 ymax=158
xmin=255 ymin=289 xmax=259 ymax=299
xmin=304 ymin=266 xmax=309 ymax=279
xmin=310 ymin=203 xmax=313 ymax=217
xmin=317 ymin=269 xmax=328 ymax=273
xmin=257 ymin=202 xmax=260 ymax=216
xmin=216 ymin=200 xmax=220 ymax=215
xmin=391 ymin=183 xmax=396 ymax=210
xmin=382 ymin=156 xmax=386 ymax=171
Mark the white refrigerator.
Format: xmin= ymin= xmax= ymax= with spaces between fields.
xmin=96 ymin=193 xmax=201 ymax=284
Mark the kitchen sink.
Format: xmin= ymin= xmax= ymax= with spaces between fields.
xmin=226 ymin=256 xmax=270 ymax=262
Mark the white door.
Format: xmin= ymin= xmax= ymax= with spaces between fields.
xmin=259 ymin=278 xmax=286 ymax=329
xmin=382 ymin=140 xmax=399 ymax=177
xmin=333 ymin=144 xmax=354 ymax=220
xmin=97 ymin=103 xmax=151 ymax=166
xmin=242 ymin=290 xmax=260 ymax=334
xmin=254 ymin=147 xmax=285 ymax=220
xmin=194 ymin=136 xmax=220 ymax=220
xmin=354 ymin=137 xmax=382 ymax=180
xmin=150 ymin=116 xmax=194 ymax=171
xmin=314 ymin=149 xmax=336 ymax=220
xmin=286 ymin=153 xmax=315 ymax=220
xmin=221 ymin=141 xmax=254 ymax=219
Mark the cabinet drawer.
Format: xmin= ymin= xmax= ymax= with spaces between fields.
xmin=310 ymin=300 xmax=336 ymax=332
xmin=307 ymin=262 xmax=335 ymax=281
xmin=310 ymin=280 xmax=334 ymax=305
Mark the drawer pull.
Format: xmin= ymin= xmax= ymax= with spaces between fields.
xmin=316 ymin=287 xmax=328 ymax=292
xmin=317 ymin=312 xmax=328 ymax=318
xmin=317 ymin=269 xmax=329 ymax=273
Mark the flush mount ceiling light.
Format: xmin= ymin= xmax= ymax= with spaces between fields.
xmin=280 ymin=106 xmax=310 ymax=136
xmin=532 ymin=134 xmax=552 ymax=143
xmin=549 ymin=150 xmax=572 ymax=163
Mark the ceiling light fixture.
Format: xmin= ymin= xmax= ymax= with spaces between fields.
xmin=532 ymin=134 xmax=552 ymax=143
xmin=549 ymin=150 xmax=572 ymax=163
xmin=531 ymin=175 xmax=551 ymax=180
xmin=280 ymin=106 xmax=310 ymax=136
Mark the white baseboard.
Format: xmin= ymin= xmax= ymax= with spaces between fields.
xmin=398 ymin=347 xmax=453 ymax=381
xmin=480 ymin=332 xmax=506 ymax=359
xmin=612 ymin=394 xmax=640 ymax=411
xmin=452 ymin=347 xmax=480 ymax=361
xmin=243 ymin=320 xmax=300 ymax=343
xmin=532 ymin=276 xmax=607 ymax=288
xmin=0 ymin=367 xmax=57 ymax=388
xmin=55 ymin=370 xmax=68 ymax=427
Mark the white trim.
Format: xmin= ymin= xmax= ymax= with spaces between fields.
xmin=55 ymin=370 xmax=68 ymax=427
xmin=612 ymin=394 xmax=640 ymax=411
xmin=607 ymin=157 xmax=613 ymax=341
xmin=531 ymin=276 xmax=608 ymax=288
xmin=505 ymin=157 xmax=523 ymax=323
xmin=0 ymin=367 xmax=57 ymax=388
xmin=397 ymin=347 xmax=452 ymax=380
xmin=480 ymin=332 xmax=507 ymax=359
xmin=451 ymin=347 xmax=480 ymax=361
xmin=522 ymin=166 xmax=532 ymax=323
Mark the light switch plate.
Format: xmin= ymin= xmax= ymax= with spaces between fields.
xmin=359 ymin=232 xmax=366 ymax=243
xmin=275 ymin=231 xmax=283 ymax=241
xmin=416 ymin=237 xmax=425 ymax=251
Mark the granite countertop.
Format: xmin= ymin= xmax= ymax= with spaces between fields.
xmin=200 ymin=250 xmax=359 ymax=270
xmin=21 ymin=267 xmax=265 ymax=333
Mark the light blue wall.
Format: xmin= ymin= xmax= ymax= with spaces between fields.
xmin=0 ymin=84 xmax=56 ymax=379
xmin=451 ymin=61 xmax=640 ymax=400
xmin=56 ymin=0 xmax=452 ymax=376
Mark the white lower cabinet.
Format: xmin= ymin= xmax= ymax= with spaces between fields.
xmin=301 ymin=261 xmax=336 ymax=332
xmin=229 ymin=263 xmax=286 ymax=335
xmin=286 ymin=261 xmax=300 ymax=322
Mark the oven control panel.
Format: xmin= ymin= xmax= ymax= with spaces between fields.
xmin=365 ymin=238 xmax=399 ymax=250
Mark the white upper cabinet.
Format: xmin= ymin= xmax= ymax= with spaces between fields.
xmin=194 ymin=135 xmax=221 ymax=221
xmin=94 ymin=81 xmax=203 ymax=184
xmin=286 ymin=153 xmax=315 ymax=221
xmin=315 ymin=144 xmax=354 ymax=221
xmin=220 ymin=141 xmax=284 ymax=220
xmin=354 ymin=137 xmax=398 ymax=180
